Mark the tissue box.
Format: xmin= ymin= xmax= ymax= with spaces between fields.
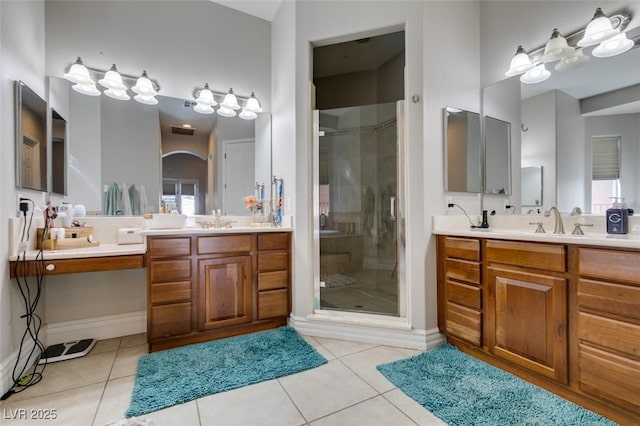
xmin=117 ymin=227 xmax=144 ymax=244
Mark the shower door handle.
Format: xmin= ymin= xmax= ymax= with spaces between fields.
xmin=390 ymin=196 xmax=396 ymax=221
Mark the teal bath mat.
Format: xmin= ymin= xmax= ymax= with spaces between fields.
xmin=126 ymin=327 xmax=326 ymax=417
xmin=377 ymin=344 xmax=615 ymax=426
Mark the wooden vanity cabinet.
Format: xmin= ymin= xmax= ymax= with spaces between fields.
xmin=485 ymin=240 xmax=568 ymax=384
xmin=146 ymin=232 xmax=291 ymax=352
xmin=437 ymin=235 xmax=640 ymax=423
xmin=437 ymin=237 xmax=482 ymax=346
xmin=576 ymin=247 xmax=640 ymax=416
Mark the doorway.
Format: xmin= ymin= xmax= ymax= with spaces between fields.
xmin=313 ymin=31 xmax=405 ymax=317
xmin=222 ymin=138 xmax=256 ymax=215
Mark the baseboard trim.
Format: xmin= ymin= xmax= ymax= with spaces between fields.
xmin=45 ymin=311 xmax=147 ymax=345
xmin=289 ymin=314 xmax=444 ymax=350
xmin=1 ymin=339 xmax=37 ymax=397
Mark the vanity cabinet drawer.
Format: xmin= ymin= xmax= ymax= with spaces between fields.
xmin=258 ymin=233 xmax=289 ymax=251
xmin=577 ymin=279 xmax=640 ymax=320
xmin=445 ymin=302 xmax=481 ymax=346
xmin=258 ymin=252 xmax=288 ymax=272
xmin=578 ymin=248 xmax=640 ymax=286
xmin=486 ymin=240 xmax=566 ymax=272
xmin=150 ymin=281 xmax=192 ymax=304
xmin=150 ymin=302 xmax=192 ymax=339
xmin=445 ymin=258 xmax=480 ymax=284
xmin=444 ymin=237 xmax=480 ymax=261
xmin=447 ymin=280 xmax=481 ymax=310
xmin=578 ymin=312 xmax=640 ymax=358
xmin=149 ymin=259 xmax=191 ymax=282
xmin=258 ymin=289 xmax=288 ymax=319
xmin=258 ymin=271 xmax=288 ymax=291
xmin=197 ymin=235 xmax=252 ymax=255
xmin=148 ymin=237 xmax=191 ymax=258
xmin=578 ymin=344 xmax=640 ymax=414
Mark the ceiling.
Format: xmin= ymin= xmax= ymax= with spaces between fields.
xmin=208 ymin=0 xmax=283 ymax=22
xmin=158 ymin=95 xmax=217 ymax=143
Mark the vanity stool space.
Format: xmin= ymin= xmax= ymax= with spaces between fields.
xmin=145 ymin=231 xmax=291 ymax=352
xmin=436 ymin=234 xmax=640 ymax=425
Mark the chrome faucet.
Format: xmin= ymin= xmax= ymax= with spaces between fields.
xmin=545 ymin=207 xmax=565 ymax=234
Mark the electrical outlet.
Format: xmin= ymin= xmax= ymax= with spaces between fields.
xmin=16 ymin=193 xmax=26 ymax=216
xmin=446 ymin=196 xmax=453 ymax=210
xmin=504 ymin=199 xmax=509 ymax=211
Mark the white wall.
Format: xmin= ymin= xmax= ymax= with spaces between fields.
xmin=556 ymin=91 xmax=586 ymax=212
xmin=0 ymin=0 xmax=47 ymax=395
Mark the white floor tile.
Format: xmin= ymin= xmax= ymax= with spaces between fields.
xmin=109 ymin=344 xmax=147 ymax=380
xmin=340 ymin=346 xmax=408 ymax=393
xmin=92 ymin=376 xmax=135 ymax=426
xmin=383 ymin=389 xmax=448 ymax=426
xmin=302 ymin=335 xmax=336 ymax=360
xmin=90 ymin=338 xmax=121 ymax=355
xmin=313 ymin=336 xmax=377 ymax=358
xmin=278 ymin=360 xmax=377 ymax=422
xmin=197 ymin=380 xmax=305 ymax=426
xmin=120 ymin=334 xmax=147 ymax=348
xmin=0 ymin=382 xmax=104 ymax=426
xmin=145 ymin=401 xmax=199 ymax=426
xmin=310 ymin=395 xmax=415 ymax=426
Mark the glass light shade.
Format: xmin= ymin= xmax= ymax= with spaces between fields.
xmin=221 ymin=88 xmax=241 ymax=110
xmin=194 ymin=103 xmax=215 ymax=114
xmin=520 ymin=64 xmax=551 ymax=84
xmin=592 ymin=32 xmax=634 ymax=58
xmin=71 ymin=82 xmax=101 ymax=96
xmin=98 ymin=64 xmax=127 ymax=91
xmin=132 ymin=71 xmax=157 ymax=96
xmin=541 ymin=29 xmax=574 ymax=63
xmin=239 ymin=109 xmax=258 ymax=120
xmin=244 ymin=92 xmax=262 ymax=113
xmin=134 ymin=93 xmax=158 ymax=105
xmin=555 ymin=49 xmax=590 ymax=71
xmin=217 ymin=106 xmax=236 ymax=117
xmin=578 ymin=8 xmax=619 ymax=47
xmin=104 ymin=88 xmax=130 ymax=100
xmin=63 ymin=57 xmax=94 ymax=85
xmin=195 ymin=83 xmax=217 ymax=106
xmin=505 ymin=46 xmax=535 ymax=76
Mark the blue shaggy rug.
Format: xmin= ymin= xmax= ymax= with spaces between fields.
xmin=126 ymin=327 xmax=326 ymax=417
xmin=377 ymin=344 xmax=615 ymax=426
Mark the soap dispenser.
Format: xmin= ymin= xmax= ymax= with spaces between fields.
xmin=480 ymin=210 xmax=490 ymax=228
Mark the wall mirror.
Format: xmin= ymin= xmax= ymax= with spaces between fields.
xmin=15 ymin=81 xmax=48 ymax=192
xmin=443 ymin=107 xmax=482 ymax=193
xmin=484 ymin=115 xmax=511 ymax=195
xmin=522 ymin=166 xmax=542 ymax=207
xmin=488 ymin=25 xmax=640 ymax=213
xmin=53 ymin=77 xmax=271 ymax=216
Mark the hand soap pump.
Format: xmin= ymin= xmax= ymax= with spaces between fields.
xmin=606 ymin=197 xmax=629 ymax=234
xmin=480 ymin=210 xmax=490 ymax=229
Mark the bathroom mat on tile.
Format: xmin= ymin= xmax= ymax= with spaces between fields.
xmin=126 ymin=327 xmax=326 ymax=417
xmin=376 ymin=344 xmax=615 ymax=426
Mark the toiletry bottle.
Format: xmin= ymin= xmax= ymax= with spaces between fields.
xmin=480 ymin=210 xmax=489 ymax=228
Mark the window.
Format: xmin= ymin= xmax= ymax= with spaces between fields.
xmin=591 ymin=136 xmax=620 ymax=214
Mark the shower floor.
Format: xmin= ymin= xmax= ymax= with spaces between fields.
xmin=320 ymin=268 xmax=398 ymax=316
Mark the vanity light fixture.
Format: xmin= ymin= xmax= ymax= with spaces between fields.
xmin=71 ymin=82 xmax=101 ymax=96
xmin=520 ymin=63 xmax=551 ymax=84
xmin=541 ymin=29 xmax=574 ymax=63
xmin=244 ymin=92 xmax=262 ymax=113
xmin=505 ymin=8 xmax=633 ymax=84
xmin=577 ymin=8 xmax=620 ymax=47
xmin=220 ymin=88 xmax=241 ymax=110
xmin=63 ymin=57 xmax=94 ymax=85
xmin=555 ymin=49 xmax=590 ymax=71
xmin=592 ymin=31 xmax=634 ymax=58
xmin=191 ymin=85 xmax=262 ymax=119
xmin=505 ymin=45 xmax=535 ymax=76
xmin=132 ymin=71 xmax=159 ymax=105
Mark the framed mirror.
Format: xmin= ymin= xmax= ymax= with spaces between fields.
xmin=16 ymin=81 xmax=48 ymax=192
xmin=484 ymin=115 xmax=511 ymax=195
xmin=443 ymin=107 xmax=482 ymax=193
xmin=522 ymin=166 xmax=542 ymax=206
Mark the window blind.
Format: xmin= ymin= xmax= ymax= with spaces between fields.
xmin=592 ymin=136 xmax=620 ymax=181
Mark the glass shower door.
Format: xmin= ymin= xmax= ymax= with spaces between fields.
xmin=314 ymin=101 xmax=404 ymax=316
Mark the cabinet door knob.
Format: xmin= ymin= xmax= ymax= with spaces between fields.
xmin=46 ymin=264 xmax=56 ymax=271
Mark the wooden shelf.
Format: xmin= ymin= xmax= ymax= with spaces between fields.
xmin=9 ymin=254 xmax=145 ymax=278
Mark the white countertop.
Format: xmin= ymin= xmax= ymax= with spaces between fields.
xmin=9 ymin=243 xmax=147 ymax=261
xmin=141 ymin=226 xmax=293 ymax=236
xmin=432 ymin=214 xmax=640 ymax=249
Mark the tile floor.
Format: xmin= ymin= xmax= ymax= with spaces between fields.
xmin=0 ymin=332 xmax=447 ymax=426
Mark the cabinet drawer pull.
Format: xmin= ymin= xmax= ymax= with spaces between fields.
xmin=46 ymin=264 xmax=55 ymax=271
